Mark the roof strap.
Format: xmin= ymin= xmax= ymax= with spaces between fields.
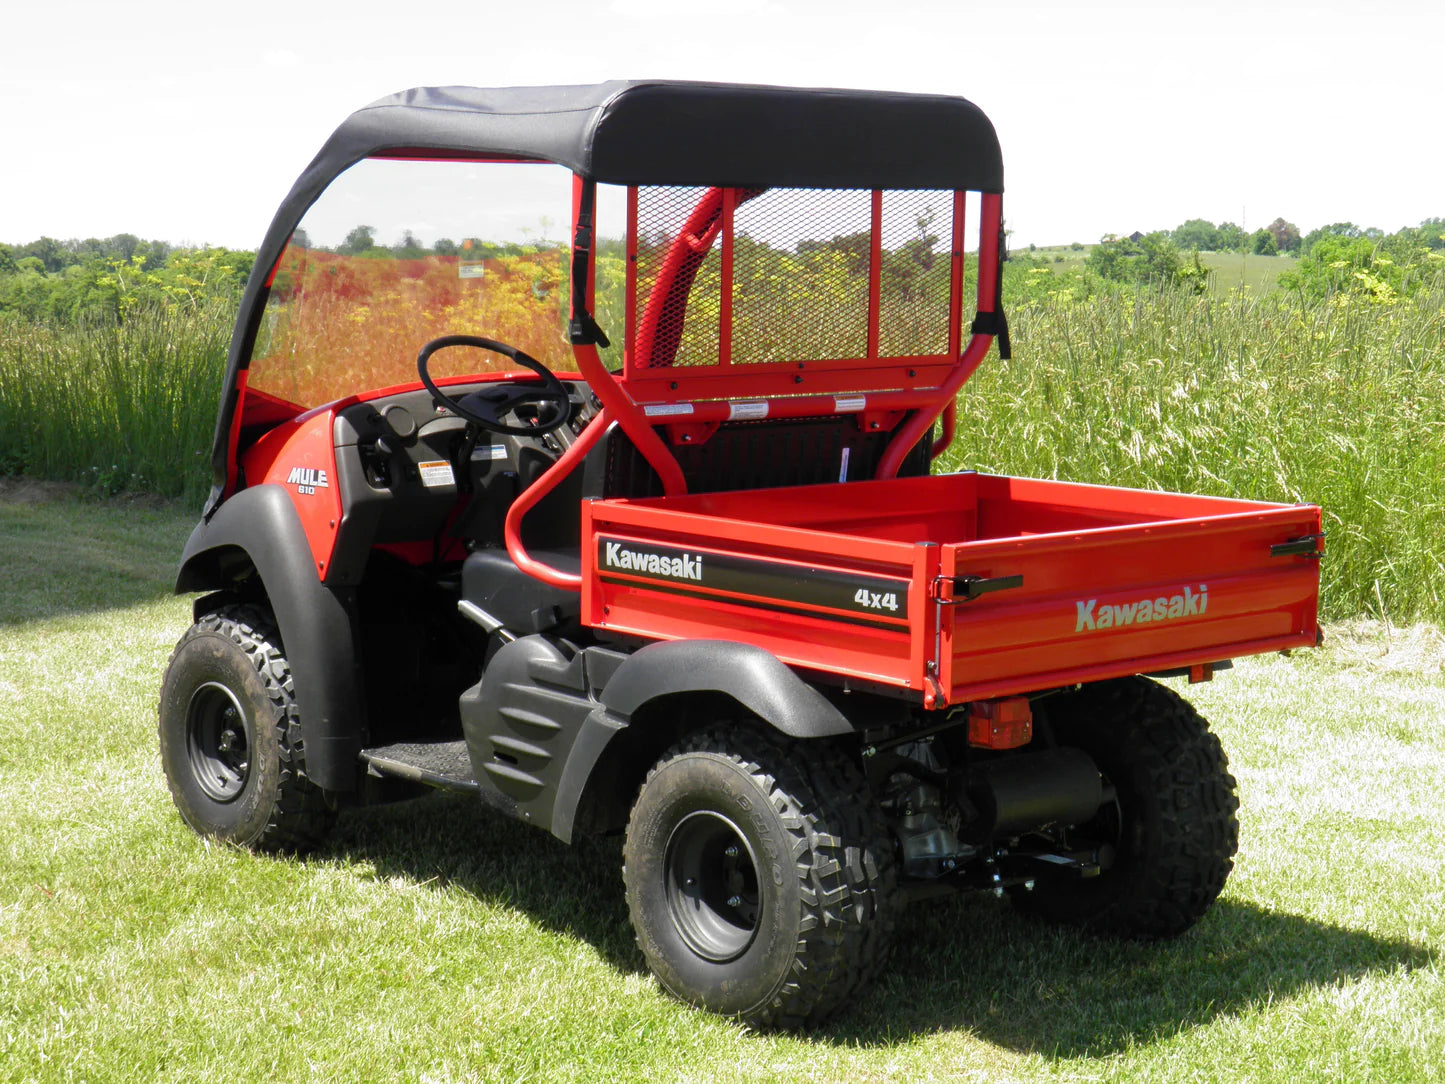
xmin=568 ymin=180 xmax=611 ymax=348
xmin=969 ymin=220 xmax=1011 ymax=359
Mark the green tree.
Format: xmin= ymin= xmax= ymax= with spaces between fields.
xmin=1251 ymin=229 xmax=1279 ymax=256
xmin=1216 ymin=222 xmax=1247 ymax=252
xmin=15 ymin=236 xmax=71 ymax=274
xmin=1171 ymin=218 xmax=1220 ymax=251
xmin=339 ymin=225 xmax=377 ymax=255
xmin=1393 ymin=217 xmax=1445 ymax=252
xmin=1086 ymin=231 xmax=1189 ymax=287
xmin=1278 ymin=235 xmax=1410 ymax=302
xmin=1301 ymin=222 xmax=1363 ymax=253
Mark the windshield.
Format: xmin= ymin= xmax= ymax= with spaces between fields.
xmin=246 ymin=159 xmax=580 ymax=409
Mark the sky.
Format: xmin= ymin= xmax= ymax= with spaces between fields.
xmin=4 ymin=0 xmax=1441 ymax=251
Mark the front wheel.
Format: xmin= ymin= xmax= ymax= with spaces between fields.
xmin=1012 ymin=676 xmax=1239 ymax=938
xmin=158 ymin=604 xmax=334 ymax=852
xmin=623 ymin=726 xmax=895 ymax=1028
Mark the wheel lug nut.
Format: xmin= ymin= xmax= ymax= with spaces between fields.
xmin=727 ymin=895 xmax=742 ymax=908
xmin=724 ymin=845 xmax=739 ymax=858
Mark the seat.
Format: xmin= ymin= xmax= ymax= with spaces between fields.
xmin=461 ymin=547 xmax=582 ymax=634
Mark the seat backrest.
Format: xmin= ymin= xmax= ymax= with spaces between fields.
xmin=582 ymin=416 xmax=933 ymax=501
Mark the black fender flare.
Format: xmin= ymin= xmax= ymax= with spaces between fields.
xmin=545 ymin=640 xmax=854 ymax=842
xmin=175 ymin=484 xmax=362 ymax=792
xmin=598 ymin=639 xmax=853 ymax=738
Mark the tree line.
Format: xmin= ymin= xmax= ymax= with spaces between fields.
xmin=7 ymin=210 xmax=1443 ymax=326
xmin=0 ymin=234 xmax=253 ymax=324
xmin=1064 ymin=216 xmax=1445 ymax=297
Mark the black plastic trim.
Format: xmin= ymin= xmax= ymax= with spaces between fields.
xmin=176 ymin=484 xmax=364 ymax=791
xmin=599 ymin=639 xmax=854 ymax=739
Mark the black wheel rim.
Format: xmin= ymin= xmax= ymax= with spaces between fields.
xmin=664 ymin=810 xmax=762 ymax=963
xmin=185 ymin=682 xmax=252 ymax=803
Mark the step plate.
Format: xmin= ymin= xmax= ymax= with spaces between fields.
xmin=360 ymin=740 xmax=479 ymax=793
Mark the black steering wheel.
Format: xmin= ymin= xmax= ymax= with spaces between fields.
xmin=416 ymin=334 xmax=571 ymax=436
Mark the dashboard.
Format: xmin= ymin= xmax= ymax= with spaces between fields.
xmin=330 ymin=376 xmax=600 ymax=559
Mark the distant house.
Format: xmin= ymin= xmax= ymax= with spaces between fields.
xmin=1127 ymin=231 xmax=1145 ymax=244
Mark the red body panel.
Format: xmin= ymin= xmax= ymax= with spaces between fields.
xmin=241 ymin=408 xmax=343 ymax=578
xmin=582 ymin=473 xmax=1322 ymax=708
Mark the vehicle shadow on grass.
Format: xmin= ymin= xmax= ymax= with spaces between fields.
xmin=326 ymin=790 xmax=644 ymax=973
xmin=326 ymin=792 xmax=1433 ymax=1056
xmin=822 ymin=892 xmax=1433 ymax=1056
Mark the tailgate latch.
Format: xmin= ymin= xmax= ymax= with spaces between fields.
xmin=934 ymin=573 xmax=1024 ymax=603
xmin=1270 ymin=533 xmax=1324 ymax=558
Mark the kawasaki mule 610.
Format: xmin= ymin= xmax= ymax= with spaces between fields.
xmin=159 ymin=82 xmax=1322 ymax=1027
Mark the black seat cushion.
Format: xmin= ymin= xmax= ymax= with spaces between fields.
xmin=461 ymin=547 xmax=582 ymax=634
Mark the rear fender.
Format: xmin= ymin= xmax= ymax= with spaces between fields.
xmin=176 ymin=484 xmax=363 ymax=791
xmin=598 ymin=639 xmax=853 ymax=739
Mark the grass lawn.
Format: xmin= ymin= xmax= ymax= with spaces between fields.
xmin=1198 ymin=251 xmax=1298 ymax=295
xmin=2 ymin=483 xmax=1442 ymax=1082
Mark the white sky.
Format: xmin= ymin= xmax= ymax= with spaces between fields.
xmin=4 ymin=0 xmax=1441 ymax=250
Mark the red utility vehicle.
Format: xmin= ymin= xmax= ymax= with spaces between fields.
xmin=159 ymin=82 xmax=1322 ymax=1027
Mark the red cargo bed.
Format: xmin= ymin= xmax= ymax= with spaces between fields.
xmin=580 ymin=472 xmax=1322 ymax=708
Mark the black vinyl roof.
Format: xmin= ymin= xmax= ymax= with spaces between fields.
xmin=209 ymin=81 xmax=1004 ymax=501
xmin=329 ymin=81 xmax=1003 ymax=190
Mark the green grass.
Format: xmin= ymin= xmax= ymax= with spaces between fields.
xmin=0 ymin=304 xmax=229 ymax=504
xmin=2 ymin=486 xmax=1444 ymax=1082
xmin=1198 ymin=251 xmax=1299 ymax=295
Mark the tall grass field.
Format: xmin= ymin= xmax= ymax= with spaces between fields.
xmin=1 ymin=273 xmax=1442 ymax=622
xmin=0 ymin=304 xmax=230 ymax=503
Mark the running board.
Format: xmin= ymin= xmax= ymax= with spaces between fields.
xmin=360 ymin=740 xmax=480 ymax=794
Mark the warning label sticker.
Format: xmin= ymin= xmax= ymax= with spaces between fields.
xmin=418 ymin=460 xmax=456 ymax=488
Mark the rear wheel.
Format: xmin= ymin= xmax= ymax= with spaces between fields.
xmin=1012 ymin=676 xmax=1239 ymax=938
xmin=158 ymin=604 xmax=335 ymax=852
xmin=623 ymin=726 xmax=895 ymax=1028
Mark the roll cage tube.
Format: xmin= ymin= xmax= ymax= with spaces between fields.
xmin=504 ymin=185 xmax=1006 ymax=587
xmin=876 ymin=192 xmax=1005 ymax=479
xmin=502 ymin=406 xmax=611 ymax=589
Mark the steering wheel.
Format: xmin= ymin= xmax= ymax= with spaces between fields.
xmin=416 ymin=335 xmax=572 ymax=436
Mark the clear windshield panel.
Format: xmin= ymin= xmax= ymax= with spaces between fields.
xmin=248 ymin=159 xmax=579 ymax=409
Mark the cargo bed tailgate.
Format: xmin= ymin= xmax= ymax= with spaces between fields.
xmin=938 ymin=476 xmax=1321 ymax=702
xmin=581 ymin=473 xmax=1322 ymax=707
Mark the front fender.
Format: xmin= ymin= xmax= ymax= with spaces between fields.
xmin=176 ymin=484 xmax=363 ymax=791
xmin=598 ymin=639 xmax=853 ymax=738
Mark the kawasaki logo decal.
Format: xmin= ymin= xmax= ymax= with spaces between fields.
xmin=1075 ymin=585 xmax=1208 ymax=632
xmin=603 ymin=540 xmax=703 ymax=581
xmin=595 ymin=535 xmax=909 ymax=626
